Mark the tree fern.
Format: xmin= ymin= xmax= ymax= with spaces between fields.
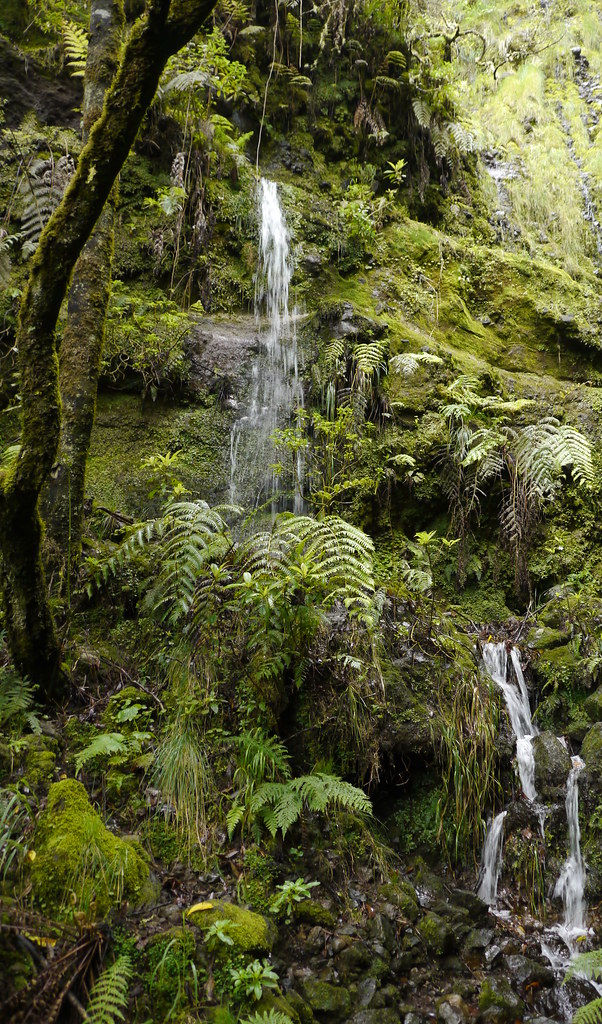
xmin=62 ymin=20 xmax=88 ymax=77
xmin=86 ymin=954 xmax=132 ymax=1024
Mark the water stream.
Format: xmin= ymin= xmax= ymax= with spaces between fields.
xmin=229 ymin=178 xmax=304 ymax=512
xmin=554 ymin=756 xmax=587 ymax=945
xmin=482 ymin=642 xmax=538 ymax=801
xmin=478 ymin=810 xmax=507 ymax=906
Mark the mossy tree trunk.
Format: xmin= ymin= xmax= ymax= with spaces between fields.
xmin=41 ymin=0 xmax=124 ymax=560
xmin=0 ymin=0 xmax=217 ymax=699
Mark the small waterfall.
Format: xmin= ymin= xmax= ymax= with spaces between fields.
xmin=478 ymin=811 xmax=507 ymax=905
xmin=228 ymin=178 xmax=304 ymax=511
xmin=554 ymin=756 xmax=587 ymax=943
xmin=482 ymin=642 xmax=538 ymax=801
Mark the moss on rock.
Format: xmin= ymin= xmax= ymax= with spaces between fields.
xmin=186 ymin=899 xmax=277 ymax=953
xmin=30 ymin=778 xmax=152 ymax=917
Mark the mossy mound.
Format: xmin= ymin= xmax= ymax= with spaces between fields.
xmin=186 ymin=899 xmax=277 ymax=953
xmin=30 ymin=779 xmax=152 ymax=917
xmin=581 ymin=722 xmax=602 ymax=770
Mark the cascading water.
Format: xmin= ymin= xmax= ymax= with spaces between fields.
xmin=478 ymin=811 xmax=507 ymax=906
xmin=482 ymin=642 xmax=538 ymax=801
xmin=229 ymin=178 xmax=304 ymax=511
xmin=554 ymin=756 xmax=587 ymax=943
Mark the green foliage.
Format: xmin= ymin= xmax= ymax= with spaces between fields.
xmin=573 ymin=1001 xmax=602 ymax=1024
xmin=205 ymin=918 xmax=237 ymax=950
xmin=566 ymin=954 xmax=602 ymax=1024
xmin=231 ymin=959 xmax=279 ymax=1003
xmin=62 ymin=20 xmax=88 ymax=77
xmin=148 ymin=930 xmax=200 ymax=1021
xmin=0 ymin=786 xmax=36 ymax=879
xmin=19 ymin=154 xmax=74 ymax=257
xmin=241 ymin=1011 xmax=292 ymax=1024
xmin=269 ymin=878 xmax=320 ymax=920
xmin=0 ymin=660 xmax=40 ymax=734
xmin=86 ymin=954 xmax=132 ymax=1024
xmin=436 ymin=671 xmax=501 ymax=862
xmin=251 ymin=773 xmax=372 ymax=840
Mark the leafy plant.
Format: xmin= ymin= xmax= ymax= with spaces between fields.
xmin=149 ymin=931 xmax=199 ymax=1021
xmin=241 ymin=1012 xmax=292 ymax=1024
xmin=0 ymin=786 xmax=36 ymax=878
xmin=62 ymin=20 xmax=88 ymax=77
xmin=204 ymin=918 xmax=236 ymax=950
xmin=565 ymin=949 xmax=602 ymax=1024
xmin=269 ymin=878 xmax=319 ymax=920
xmin=0 ymin=663 xmax=40 ymax=734
xmin=74 ymin=729 xmax=152 ymax=778
xmin=19 ymin=154 xmax=74 ymax=257
xmin=86 ymin=954 xmax=132 ymax=1024
xmin=251 ymin=773 xmax=372 ymax=840
xmin=231 ymin=959 xmax=279 ymax=1002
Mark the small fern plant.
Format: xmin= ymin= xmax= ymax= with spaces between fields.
xmin=62 ymin=20 xmax=88 ymax=77
xmin=86 ymin=954 xmax=132 ymax=1024
xmin=565 ymin=949 xmax=602 ymax=1024
xmin=241 ymin=1012 xmax=292 ymax=1024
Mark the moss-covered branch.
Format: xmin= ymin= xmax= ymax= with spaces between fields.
xmin=0 ymin=0 xmax=217 ymax=697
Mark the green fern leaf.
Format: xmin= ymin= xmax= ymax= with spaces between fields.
xmin=86 ymin=954 xmax=132 ymax=1024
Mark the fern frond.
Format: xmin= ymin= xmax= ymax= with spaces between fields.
xmin=62 ymin=20 xmax=88 ymax=77
xmin=412 ymin=97 xmax=432 ymax=128
xmin=389 ymin=352 xmax=442 ymax=375
xmin=566 ymin=949 xmax=602 ymax=983
xmin=86 ymin=954 xmax=132 ymax=1024
xmin=20 ymin=155 xmax=74 ymax=256
xmin=573 ymin=998 xmax=602 ymax=1024
xmin=75 ymin=733 xmax=128 ymax=775
xmin=241 ymin=1010 xmax=292 ymax=1024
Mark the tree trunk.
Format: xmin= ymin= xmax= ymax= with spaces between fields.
xmin=41 ymin=0 xmax=124 ymax=559
xmin=0 ymin=0 xmax=217 ymax=698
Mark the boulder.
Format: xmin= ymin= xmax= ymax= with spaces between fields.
xmin=503 ymin=954 xmax=554 ymax=988
xmin=417 ymin=912 xmax=454 ymax=955
xmin=436 ymin=993 xmax=470 ymax=1024
xmin=186 ymin=899 xmax=277 ymax=953
xmin=30 ymin=779 xmax=152 ymax=917
xmin=585 ymin=686 xmax=602 ymax=722
xmin=478 ymin=976 xmax=524 ymax=1022
xmin=532 ymin=732 xmax=571 ymax=797
xmin=294 ymin=899 xmax=336 ymax=928
xmin=298 ymin=978 xmax=351 ymax=1020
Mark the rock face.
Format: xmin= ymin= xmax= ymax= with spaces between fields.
xmin=186 ymin=899 xmax=277 ymax=953
xmin=185 ymin=315 xmax=259 ymax=395
xmin=532 ymin=731 xmax=572 ymax=797
xmin=478 ymin=976 xmax=525 ymax=1022
xmin=585 ymin=687 xmax=602 ymax=722
xmin=30 ymin=779 xmax=152 ymax=917
xmin=581 ymin=722 xmax=602 ymax=771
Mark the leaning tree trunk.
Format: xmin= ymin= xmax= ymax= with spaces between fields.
xmin=41 ymin=0 xmax=124 ymax=559
xmin=0 ymin=0 xmax=217 ymax=699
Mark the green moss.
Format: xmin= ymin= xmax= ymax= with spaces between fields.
xmin=298 ymin=978 xmax=351 ymax=1020
xmin=30 ymin=779 xmax=152 ymax=917
xmin=254 ymin=989 xmax=303 ymax=1023
xmin=417 ymin=912 xmax=453 ymax=955
xmin=22 ymin=734 xmax=57 ymax=790
xmin=292 ymin=898 xmax=336 ymax=928
xmin=186 ymin=899 xmax=277 ymax=953
xmin=581 ymin=723 xmax=602 ymax=769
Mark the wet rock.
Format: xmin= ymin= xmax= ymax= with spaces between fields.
xmin=368 ymin=912 xmax=396 ymax=951
xmin=585 ymin=686 xmax=602 ymax=722
xmin=464 ymin=927 xmax=494 ymax=951
xmin=348 ymin=1011 xmax=400 ymax=1024
xmin=335 ymin=941 xmax=373 ymax=975
xmin=478 ymin=976 xmax=525 ymax=1022
xmin=436 ymin=993 xmax=470 ymax=1024
xmin=417 ymin=911 xmax=454 ymax=955
xmin=532 ymin=731 xmax=571 ymax=798
xmin=299 ymin=978 xmax=351 ymax=1020
xmin=450 ymin=889 xmax=490 ymax=923
xmin=503 ymin=954 xmax=554 ymax=988
xmin=356 ymin=978 xmax=378 ymax=1007
xmin=286 ymin=988 xmax=317 ymax=1023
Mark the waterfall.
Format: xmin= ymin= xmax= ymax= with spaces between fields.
xmin=554 ymin=756 xmax=587 ymax=943
xmin=478 ymin=811 xmax=507 ymax=905
xmin=482 ymin=642 xmax=538 ymax=801
xmin=229 ymin=178 xmax=304 ymax=511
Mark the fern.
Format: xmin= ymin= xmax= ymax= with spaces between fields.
xmin=412 ymin=96 xmax=432 ymax=128
xmin=86 ymin=954 xmax=132 ymax=1024
xmin=250 ymin=772 xmax=372 ymax=838
xmin=20 ymin=155 xmax=74 ymax=256
xmin=573 ymin=999 xmax=602 ymax=1024
xmin=241 ymin=1012 xmax=292 ymax=1024
xmin=0 ymin=231 xmax=19 ymax=288
xmin=389 ymin=352 xmax=442 ymax=376
xmin=62 ymin=20 xmax=88 ymax=77
xmin=0 ymin=665 xmax=39 ymax=733
xmin=566 ymin=949 xmax=602 ymax=984
xmin=75 ymin=733 xmax=128 ymax=775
